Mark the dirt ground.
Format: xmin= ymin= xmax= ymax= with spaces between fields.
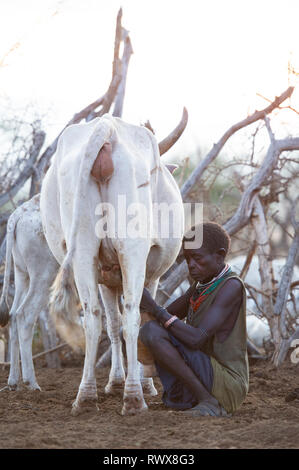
xmin=0 ymin=356 xmax=298 ymax=449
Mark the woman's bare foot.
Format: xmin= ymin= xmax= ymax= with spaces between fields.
xmin=183 ymin=399 xmax=231 ymax=417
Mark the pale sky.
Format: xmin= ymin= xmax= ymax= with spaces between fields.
xmin=1 ymin=0 xmax=299 ymax=161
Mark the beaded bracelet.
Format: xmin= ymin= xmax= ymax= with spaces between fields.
xmin=164 ymin=315 xmax=178 ymax=329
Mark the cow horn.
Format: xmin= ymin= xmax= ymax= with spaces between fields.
xmin=158 ymin=107 xmax=188 ymax=156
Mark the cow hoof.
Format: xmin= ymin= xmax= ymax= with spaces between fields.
xmin=7 ymin=383 xmax=19 ymax=391
xmin=121 ymin=394 xmax=148 ymax=416
xmin=105 ymin=379 xmax=125 ymax=396
xmin=71 ymin=397 xmax=99 ymax=416
xmin=142 ymin=379 xmax=158 ymax=396
xmin=24 ymin=381 xmax=41 ymax=391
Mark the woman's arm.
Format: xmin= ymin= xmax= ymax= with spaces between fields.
xmin=140 ymin=279 xmax=243 ymax=350
xmin=166 ymin=283 xmax=196 ymax=319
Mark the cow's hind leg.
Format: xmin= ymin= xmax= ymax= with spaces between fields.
xmin=99 ymin=285 xmax=125 ymax=395
xmin=139 ymin=279 xmax=159 ymax=397
xmin=7 ymin=268 xmax=28 ymax=390
xmin=16 ymin=276 xmax=52 ymax=390
xmin=71 ymin=260 xmax=103 ymax=416
xmin=119 ymin=245 xmax=151 ymax=416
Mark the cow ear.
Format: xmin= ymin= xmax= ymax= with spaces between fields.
xmin=91 ymin=142 xmax=114 ymax=184
xmin=166 ymin=164 xmax=179 ymax=175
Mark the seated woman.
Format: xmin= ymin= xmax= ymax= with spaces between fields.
xmin=139 ymin=222 xmax=249 ymax=417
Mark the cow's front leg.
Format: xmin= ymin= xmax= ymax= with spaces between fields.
xmin=99 ymin=285 xmax=125 ymax=395
xmin=71 ymin=264 xmax=102 ymax=416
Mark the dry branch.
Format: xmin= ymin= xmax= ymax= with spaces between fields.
xmin=29 ymin=8 xmax=129 ymax=196
xmin=251 ymin=196 xmax=274 ymax=318
xmin=113 ymin=28 xmax=133 ymax=117
xmin=0 ymin=342 xmax=68 ymax=368
xmin=223 ymin=136 xmax=299 ymax=236
xmin=276 ymin=198 xmax=299 ymax=339
xmin=180 ymin=86 xmax=294 ymax=201
xmin=156 ymin=260 xmax=189 ymax=305
xmin=0 ymin=130 xmax=45 ymax=209
xmin=240 ymin=241 xmax=257 ymax=279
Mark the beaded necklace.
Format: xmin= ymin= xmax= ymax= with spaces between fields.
xmin=189 ymin=264 xmax=232 ymax=313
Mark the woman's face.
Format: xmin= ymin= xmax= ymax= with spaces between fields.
xmin=183 ymin=246 xmax=224 ymax=283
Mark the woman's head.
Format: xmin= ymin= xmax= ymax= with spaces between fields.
xmin=183 ymin=222 xmax=231 ymax=283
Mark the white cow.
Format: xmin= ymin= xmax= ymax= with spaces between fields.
xmin=0 ymin=195 xmax=77 ymax=390
xmin=40 ymin=113 xmax=186 ymax=415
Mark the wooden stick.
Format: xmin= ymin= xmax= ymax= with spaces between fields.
xmin=29 ymin=8 xmax=127 ymax=196
xmin=113 ymin=32 xmax=133 ymax=117
xmin=0 ymin=131 xmax=45 ymax=209
xmin=251 ymin=197 xmax=274 ymax=320
xmin=240 ymin=241 xmax=257 ymax=279
xmin=0 ymin=342 xmax=68 ymax=368
xmin=181 ymin=86 xmax=294 ymax=201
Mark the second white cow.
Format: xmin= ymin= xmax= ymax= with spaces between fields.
xmin=0 ymin=196 xmax=61 ymax=389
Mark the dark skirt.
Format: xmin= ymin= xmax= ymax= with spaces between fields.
xmin=155 ymin=333 xmax=214 ymax=410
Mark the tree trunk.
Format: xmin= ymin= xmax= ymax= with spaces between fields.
xmin=251 ymin=197 xmax=274 ymax=319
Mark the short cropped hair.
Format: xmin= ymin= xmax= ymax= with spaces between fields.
xmin=183 ymin=222 xmax=231 ymax=257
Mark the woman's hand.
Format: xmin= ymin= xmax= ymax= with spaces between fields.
xmin=140 ymin=288 xmax=170 ymax=324
xmin=140 ymin=288 xmax=158 ymax=314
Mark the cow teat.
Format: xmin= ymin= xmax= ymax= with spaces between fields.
xmin=99 ymin=263 xmax=122 ymax=288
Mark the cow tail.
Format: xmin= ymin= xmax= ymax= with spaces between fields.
xmin=0 ymin=213 xmax=18 ymax=327
xmin=49 ymin=118 xmax=113 ymax=351
xmin=49 ymin=264 xmax=85 ymax=353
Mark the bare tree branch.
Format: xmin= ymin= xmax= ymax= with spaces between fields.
xmin=251 ymin=196 xmax=274 ymax=319
xmin=223 ymin=136 xmax=299 ymax=235
xmin=0 ymin=342 xmax=68 ymax=368
xmin=0 ymin=130 xmax=45 ymax=209
xmin=180 ymin=86 xmax=294 ymax=201
xmin=156 ymin=260 xmax=189 ymax=305
xmin=240 ymin=241 xmax=257 ymax=279
xmin=276 ymin=198 xmax=299 ymax=336
xmin=29 ymin=7 xmax=128 ymax=196
xmin=113 ymin=29 xmax=133 ymax=117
